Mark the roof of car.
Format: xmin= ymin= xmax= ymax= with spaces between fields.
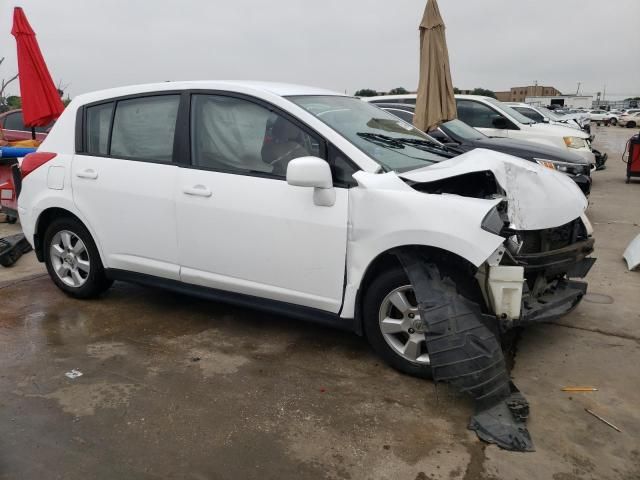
xmin=72 ymin=81 xmax=343 ymax=104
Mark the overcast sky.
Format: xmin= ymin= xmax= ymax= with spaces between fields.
xmin=1 ymin=0 xmax=638 ymax=100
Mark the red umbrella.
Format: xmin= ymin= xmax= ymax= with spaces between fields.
xmin=11 ymin=7 xmax=64 ymax=137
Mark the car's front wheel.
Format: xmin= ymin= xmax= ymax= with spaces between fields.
xmin=43 ymin=217 xmax=113 ymax=299
xmin=609 ymin=118 xmax=617 ymax=126
xmin=627 ymin=122 xmax=637 ymax=128
xmin=363 ymin=266 xmax=433 ymax=378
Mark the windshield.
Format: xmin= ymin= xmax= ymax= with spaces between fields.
xmin=440 ymin=119 xmax=486 ymax=140
xmin=289 ymin=96 xmax=450 ymax=173
xmin=484 ymin=97 xmax=535 ymax=125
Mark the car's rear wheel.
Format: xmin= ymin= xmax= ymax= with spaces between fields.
xmin=609 ymin=118 xmax=617 ymax=126
xmin=628 ymin=122 xmax=637 ymax=128
xmin=363 ymin=266 xmax=433 ymax=378
xmin=43 ymin=217 xmax=113 ymax=298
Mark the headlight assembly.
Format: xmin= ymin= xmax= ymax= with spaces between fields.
xmin=563 ymin=136 xmax=587 ymax=149
xmin=534 ymin=158 xmax=578 ymax=174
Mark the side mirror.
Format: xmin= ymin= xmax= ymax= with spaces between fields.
xmin=542 ymin=117 xmax=550 ymax=123
xmin=286 ymin=157 xmax=335 ymax=207
xmin=492 ymin=117 xmax=508 ymax=129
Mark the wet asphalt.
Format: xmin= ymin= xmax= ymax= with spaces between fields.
xmin=1 ymin=125 xmax=639 ymax=479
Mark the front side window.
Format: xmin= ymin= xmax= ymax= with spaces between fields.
xmin=190 ymin=94 xmax=320 ymax=178
xmin=290 ymin=95 xmax=450 ymax=173
xmin=110 ymin=95 xmax=180 ymax=162
xmin=85 ymin=103 xmax=113 ymax=155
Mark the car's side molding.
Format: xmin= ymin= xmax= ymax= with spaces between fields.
xmin=105 ymin=269 xmax=358 ymax=334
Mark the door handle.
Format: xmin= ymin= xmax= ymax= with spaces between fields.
xmin=183 ymin=184 xmax=212 ymax=197
xmin=76 ymin=169 xmax=98 ymax=180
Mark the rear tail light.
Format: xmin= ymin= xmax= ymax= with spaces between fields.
xmin=21 ymin=152 xmax=57 ymax=178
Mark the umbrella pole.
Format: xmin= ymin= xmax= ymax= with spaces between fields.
xmin=31 ymin=127 xmax=36 ymax=140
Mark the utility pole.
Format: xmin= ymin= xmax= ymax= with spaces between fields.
xmin=576 ymin=82 xmax=581 ymax=95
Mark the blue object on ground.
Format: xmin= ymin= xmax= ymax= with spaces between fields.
xmin=0 ymin=147 xmax=37 ymax=158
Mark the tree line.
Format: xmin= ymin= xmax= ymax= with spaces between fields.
xmin=354 ymin=87 xmax=496 ymax=98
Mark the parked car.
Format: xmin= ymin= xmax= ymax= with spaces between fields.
xmin=618 ymin=112 xmax=640 ymax=128
xmin=376 ymin=103 xmax=592 ymax=195
xmin=376 ymin=103 xmax=593 ymax=190
xmin=366 ymin=95 xmax=597 ymax=167
xmin=552 ymin=109 xmax=591 ymax=132
xmin=588 ymin=109 xmax=618 ymax=125
xmin=17 ymin=81 xmax=595 ymax=378
xmin=505 ymin=102 xmax=589 ymax=134
xmin=0 ymin=109 xmax=53 ymax=141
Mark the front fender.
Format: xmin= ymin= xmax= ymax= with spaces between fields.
xmin=340 ymin=180 xmax=505 ymax=318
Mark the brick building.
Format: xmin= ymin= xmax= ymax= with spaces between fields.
xmin=495 ymin=85 xmax=562 ymax=103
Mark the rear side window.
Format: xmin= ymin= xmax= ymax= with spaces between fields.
xmin=514 ymin=107 xmax=543 ymax=122
xmin=457 ymin=100 xmax=503 ymax=128
xmin=86 ymin=103 xmax=113 ymax=155
xmin=110 ymin=96 xmax=180 ymax=162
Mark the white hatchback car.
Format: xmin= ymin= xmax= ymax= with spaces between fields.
xmin=18 ymin=81 xmax=595 ymax=378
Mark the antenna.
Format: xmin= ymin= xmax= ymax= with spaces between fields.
xmin=576 ymin=82 xmax=581 ymax=95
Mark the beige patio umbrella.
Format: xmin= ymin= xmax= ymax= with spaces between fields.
xmin=413 ymin=0 xmax=457 ymax=132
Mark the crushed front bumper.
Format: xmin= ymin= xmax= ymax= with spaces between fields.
xmin=517 ymin=278 xmax=586 ymax=326
xmin=488 ymin=219 xmax=596 ymax=330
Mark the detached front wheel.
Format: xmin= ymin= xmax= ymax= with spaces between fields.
xmin=43 ymin=217 xmax=113 ymax=298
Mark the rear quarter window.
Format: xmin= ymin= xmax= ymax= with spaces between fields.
xmin=85 ymin=103 xmax=114 ymax=155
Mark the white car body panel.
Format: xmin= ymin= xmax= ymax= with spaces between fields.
xmin=339 ymin=170 xmax=505 ymax=318
xmin=71 ymin=156 xmax=181 ymax=280
xmin=176 ymin=168 xmax=349 ymax=313
xmin=399 ymin=149 xmax=587 ymax=230
xmin=18 ymin=81 xmax=592 ymax=326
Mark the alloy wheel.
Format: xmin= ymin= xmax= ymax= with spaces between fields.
xmin=378 ymin=285 xmax=430 ymax=365
xmin=49 ymin=230 xmax=90 ymax=288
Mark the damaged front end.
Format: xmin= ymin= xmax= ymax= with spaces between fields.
xmin=396 ymin=151 xmax=596 ymax=452
xmin=477 ymin=207 xmax=595 ymax=331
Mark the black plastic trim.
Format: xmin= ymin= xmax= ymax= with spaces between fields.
xmin=105 ymin=269 xmax=357 ymax=333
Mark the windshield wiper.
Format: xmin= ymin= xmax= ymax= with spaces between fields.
xmin=396 ymin=137 xmax=458 ymax=154
xmin=357 ymin=132 xmax=456 ymax=157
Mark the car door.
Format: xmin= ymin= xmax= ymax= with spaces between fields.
xmin=456 ymin=99 xmax=518 ymax=138
xmin=175 ymin=93 xmax=350 ymax=313
xmin=72 ymin=93 xmax=181 ymax=279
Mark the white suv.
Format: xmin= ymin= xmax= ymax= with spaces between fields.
xmin=366 ymin=95 xmax=596 ymax=166
xmin=18 ymin=81 xmax=595 ymax=378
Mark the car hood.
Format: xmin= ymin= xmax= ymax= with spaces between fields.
xmin=399 ymin=148 xmax=587 ymax=230
xmin=525 ymin=122 xmax=590 ymax=139
xmin=471 ymin=137 xmax=589 ymax=165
